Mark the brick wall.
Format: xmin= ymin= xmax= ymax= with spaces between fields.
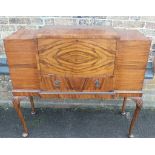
xmin=1 ymin=16 xmax=155 ymax=57
xmin=0 ymin=16 xmax=155 ymax=107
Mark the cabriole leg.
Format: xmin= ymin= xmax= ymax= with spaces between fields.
xmin=121 ymin=97 xmax=127 ymax=115
xmin=29 ymin=96 xmax=36 ymax=115
xmin=128 ymin=97 xmax=143 ymax=138
xmin=13 ymin=96 xmax=28 ymax=137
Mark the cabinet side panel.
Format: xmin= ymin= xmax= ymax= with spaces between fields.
xmin=114 ymin=40 xmax=151 ymax=90
xmin=4 ymin=39 xmax=40 ymax=89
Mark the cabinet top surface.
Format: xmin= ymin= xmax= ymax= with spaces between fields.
xmin=37 ymin=26 xmax=119 ymax=39
xmin=5 ymin=26 xmax=150 ymax=41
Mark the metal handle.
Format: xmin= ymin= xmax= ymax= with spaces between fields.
xmin=54 ymin=80 xmax=61 ymax=88
xmin=95 ymin=80 xmax=100 ymax=88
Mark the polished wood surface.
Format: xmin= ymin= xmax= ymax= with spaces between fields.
xmin=128 ymin=97 xmax=143 ymax=138
xmin=4 ymin=26 xmax=151 ymax=137
xmin=114 ymin=30 xmax=151 ymax=90
xmin=40 ymin=75 xmax=114 ymax=91
xmin=38 ymin=38 xmax=116 ymax=77
xmin=4 ymin=36 xmax=39 ymax=90
xmin=37 ymin=26 xmax=119 ymax=39
xmin=4 ymin=26 xmax=151 ymax=97
xmin=12 ymin=97 xmax=28 ymax=137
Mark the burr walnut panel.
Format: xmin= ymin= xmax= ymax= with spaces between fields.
xmin=37 ymin=39 xmax=117 ymax=77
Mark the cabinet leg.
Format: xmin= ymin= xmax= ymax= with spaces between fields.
xmin=13 ymin=97 xmax=28 ymax=137
xmin=121 ymin=97 xmax=127 ymax=115
xmin=29 ymin=96 xmax=36 ymax=115
xmin=128 ymin=97 xmax=143 ymax=138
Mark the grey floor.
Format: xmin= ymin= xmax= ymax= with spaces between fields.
xmin=0 ymin=107 xmax=155 ymax=138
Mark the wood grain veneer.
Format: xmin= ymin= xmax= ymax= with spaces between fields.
xmin=4 ymin=26 xmax=151 ymax=97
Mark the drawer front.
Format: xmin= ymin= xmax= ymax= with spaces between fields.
xmin=37 ymin=38 xmax=117 ymax=78
xmin=40 ymin=75 xmax=114 ymax=92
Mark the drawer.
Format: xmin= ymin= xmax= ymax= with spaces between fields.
xmin=37 ymin=38 xmax=117 ymax=77
xmin=40 ymin=74 xmax=114 ymax=92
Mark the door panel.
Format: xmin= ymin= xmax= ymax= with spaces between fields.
xmin=37 ymin=39 xmax=117 ymax=77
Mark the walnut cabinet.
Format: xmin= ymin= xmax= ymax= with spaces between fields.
xmin=4 ymin=26 xmax=151 ymax=137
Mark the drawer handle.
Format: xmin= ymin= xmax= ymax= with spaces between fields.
xmin=95 ymin=80 xmax=100 ymax=88
xmin=54 ymin=80 xmax=61 ymax=88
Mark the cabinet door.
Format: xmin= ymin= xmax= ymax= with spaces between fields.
xmin=37 ymin=38 xmax=117 ymax=91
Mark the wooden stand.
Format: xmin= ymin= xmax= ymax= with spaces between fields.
xmin=121 ymin=97 xmax=127 ymax=115
xmin=128 ymin=97 xmax=143 ymax=138
xmin=12 ymin=97 xmax=29 ymax=137
xmin=12 ymin=96 xmax=143 ymax=138
xmin=120 ymin=97 xmax=143 ymax=138
xmin=29 ymin=96 xmax=36 ymax=115
xmin=12 ymin=96 xmax=36 ymax=137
